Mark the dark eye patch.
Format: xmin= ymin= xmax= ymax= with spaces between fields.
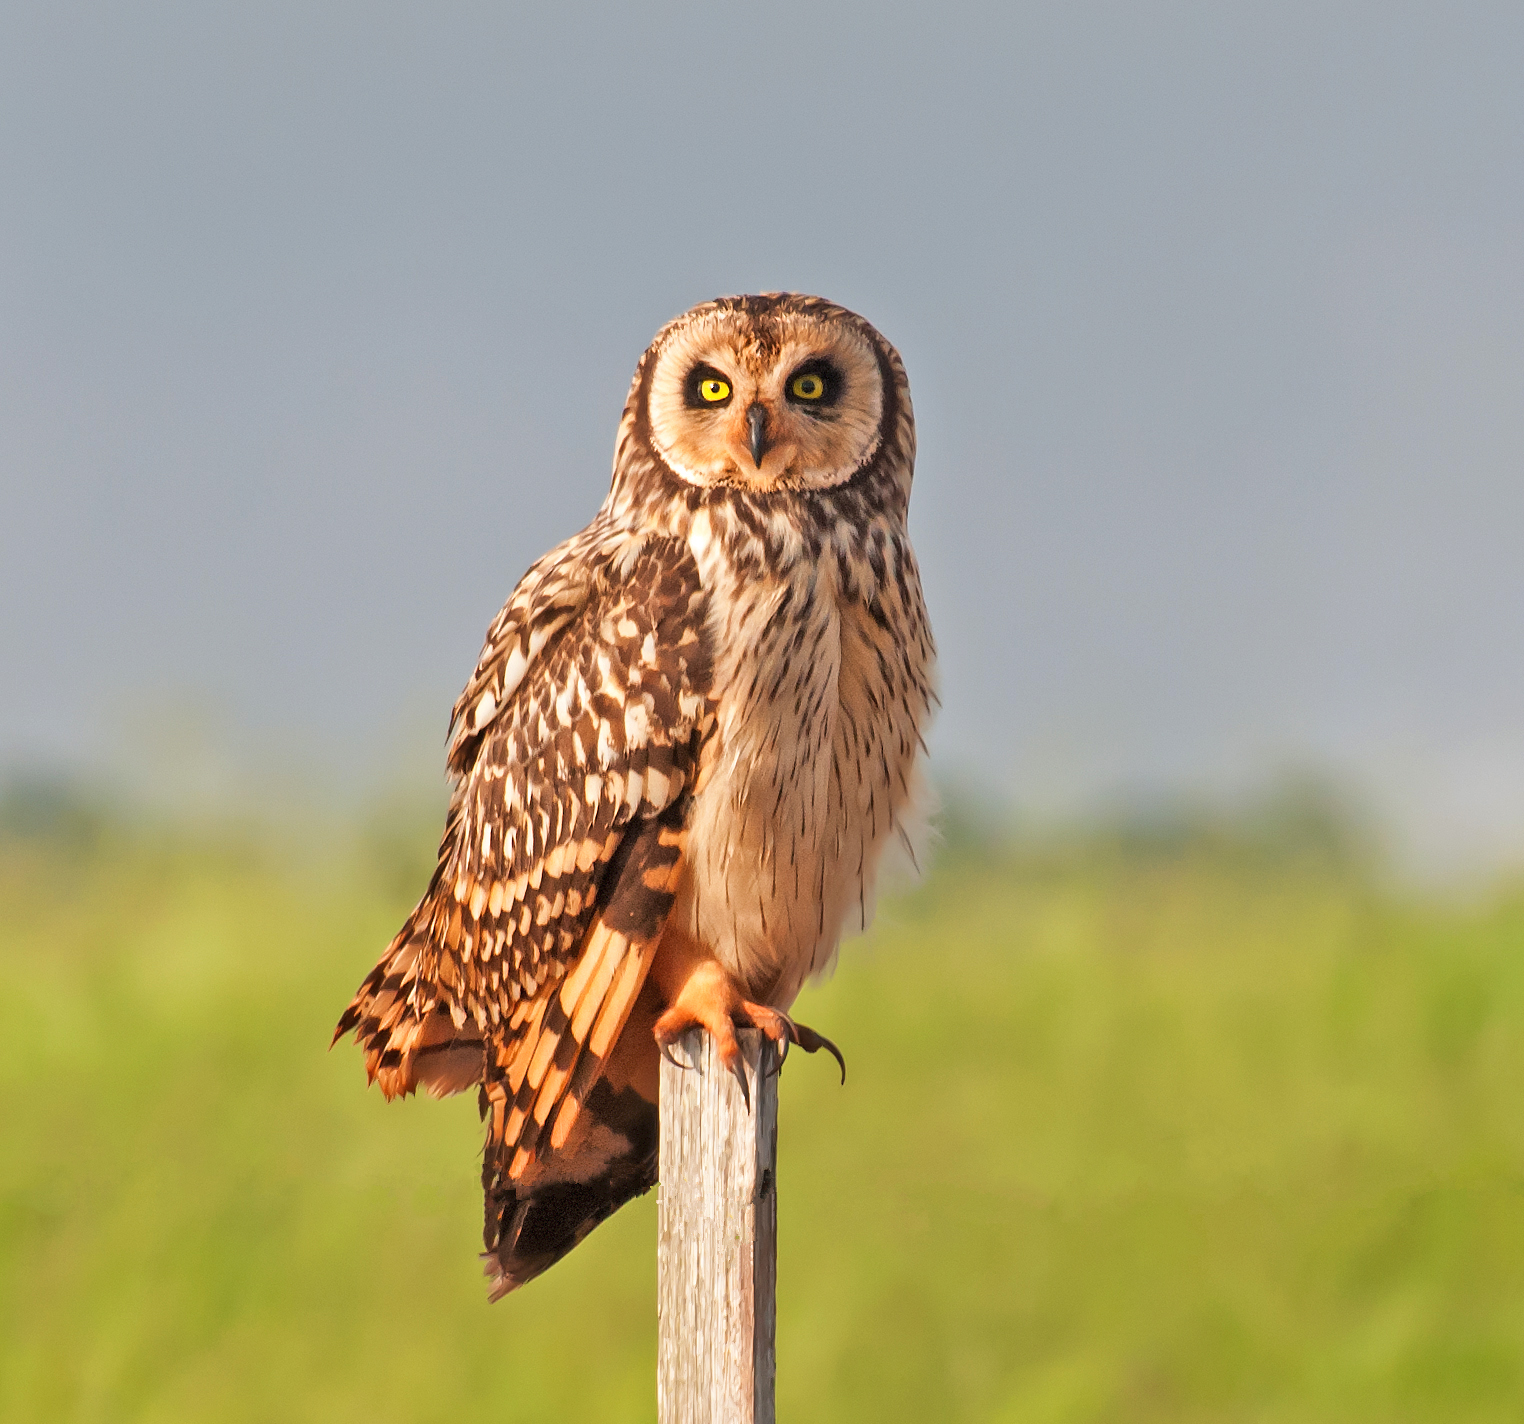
xmin=784 ymin=359 xmax=842 ymax=411
xmin=684 ymin=363 xmax=734 ymax=408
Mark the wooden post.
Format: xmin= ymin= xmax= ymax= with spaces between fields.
xmin=658 ymin=1027 xmax=778 ymax=1424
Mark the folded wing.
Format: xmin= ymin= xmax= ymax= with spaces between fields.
xmin=335 ymin=523 xmax=712 ymax=1285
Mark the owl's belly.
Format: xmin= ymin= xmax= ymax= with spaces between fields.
xmin=668 ymin=583 xmax=930 ymax=1008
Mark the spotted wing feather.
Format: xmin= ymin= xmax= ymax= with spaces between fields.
xmin=335 ymin=526 xmax=711 ymax=1134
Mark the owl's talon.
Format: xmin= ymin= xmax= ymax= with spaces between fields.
xmin=658 ymin=1039 xmax=690 ymax=1073
xmin=731 ymin=1055 xmax=752 ymax=1112
xmin=788 ymin=1022 xmax=847 ymax=1084
xmin=654 ymin=958 xmax=845 ymax=1102
xmin=745 ymin=1006 xmax=842 ymax=1083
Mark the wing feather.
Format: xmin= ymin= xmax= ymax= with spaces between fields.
xmin=335 ymin=523 xmax=711 ymax=1111
xmin=493 ymin=807 xmax=688 ymax=1179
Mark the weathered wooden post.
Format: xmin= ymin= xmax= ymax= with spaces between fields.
xmin=658 ymin=1026 xmax=779 ymax=1424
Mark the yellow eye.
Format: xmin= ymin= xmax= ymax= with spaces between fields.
xmin=791 ymin=373 xmax=825 ymax=400
xmin=699 ymin=378 xmax=731 ymax=403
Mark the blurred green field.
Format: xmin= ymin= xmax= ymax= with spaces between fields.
xmin=3 ymin=812 xmax=1523 ymax=1422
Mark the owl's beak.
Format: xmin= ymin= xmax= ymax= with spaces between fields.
xmin=746 ymin=403 xmax=768 ymax=469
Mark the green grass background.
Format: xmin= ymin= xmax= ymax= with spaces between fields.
xmin=3 ymin=807 xmax=1523 ymax=1422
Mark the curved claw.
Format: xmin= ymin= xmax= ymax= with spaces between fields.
xmin=657 ymin=1028 xmax=750 ymax=1109
xmin=658 ymin=1038 xmax=690 ymax=1073
xmin=789 ymin=1023 xmax=847 ymax=1085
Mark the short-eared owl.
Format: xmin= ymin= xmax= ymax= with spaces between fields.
xmin=336 ymin=294 xmax=936 ymax=1297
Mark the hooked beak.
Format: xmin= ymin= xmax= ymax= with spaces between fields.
xmin=746 ymin=403 xmax=768 ymax=469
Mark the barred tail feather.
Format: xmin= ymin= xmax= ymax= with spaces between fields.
xmin=480 ymin=977 xmax=661 ymax=1298
xmin=478 ymin=810 xmax=685 ymax=1296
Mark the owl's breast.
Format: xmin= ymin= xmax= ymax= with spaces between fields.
xmin=671 ymin=508 xmax=936 ymax=1007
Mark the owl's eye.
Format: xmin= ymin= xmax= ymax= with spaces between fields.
xmin=785 ymin=361 xmax=840 ymax=408
xmin=686 ymin=365 xmax=734 ymax=408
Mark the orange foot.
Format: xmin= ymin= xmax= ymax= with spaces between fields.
xmin=653 ymin=959 xmax=845 ymax=1109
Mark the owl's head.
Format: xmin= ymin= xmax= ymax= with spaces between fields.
xmin=623 ymin=293 xmax=911 ymax=496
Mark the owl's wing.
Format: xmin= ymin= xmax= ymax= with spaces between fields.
xmin=335 ymin=522 xmax=711 ymax=1165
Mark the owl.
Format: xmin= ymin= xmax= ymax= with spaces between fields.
xmin=335 ymin=293 xmax=936 ymax=1298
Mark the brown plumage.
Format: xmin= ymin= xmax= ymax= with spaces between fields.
xmin=335 ymin=293 xmax=936 ymax=1297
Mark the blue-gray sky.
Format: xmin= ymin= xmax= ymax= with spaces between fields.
xmin=3 ymin=3 xmax=1522 ymax=870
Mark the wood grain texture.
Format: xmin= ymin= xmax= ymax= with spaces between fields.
xmin=658 ymin=1028 xmax=778 ymax=1424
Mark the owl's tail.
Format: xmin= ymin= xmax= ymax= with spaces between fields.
xmin=478 ymin=975 xmax=662 ymax=1298
xmin=335 ymin=922 xmax=659 ymax=1297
